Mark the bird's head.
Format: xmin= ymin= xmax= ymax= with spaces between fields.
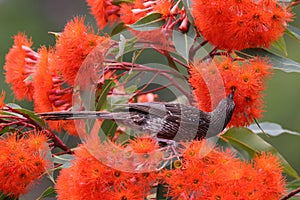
xmin=208 ymin=90 xmax=235 ymax=136
xmin=221 ymin=91 xmax=235 ymax=129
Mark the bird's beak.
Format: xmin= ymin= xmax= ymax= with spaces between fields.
xmin=228 ymin=89 xmax=235 ymax=99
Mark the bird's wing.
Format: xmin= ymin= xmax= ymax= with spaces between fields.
xmin=118 ymin=103 xmax=209 ymax=125
xmin=114 ymin=102 xmax=168 ymax=117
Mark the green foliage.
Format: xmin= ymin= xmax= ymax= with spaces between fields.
xmin=172 ymin=26 xmax=196 ymax=61
xmin=238 ymin=48 xmax=300 ymax=73
xmin=221 ymin=127 xmax=299 ymax=179
xmin=181 ymin=0 xmax=194 ymax=24
xmin=129 ymin=13 xmax=165 ymax=31
xmin=53 ymin=154 xmax=75 ymax=169
xmin=36 ymin=187 xmax=56 ymax=200
xmin=286 ymin=25 xmax=300 ymax=43
xmin=98 ymin=119 xmax=118 ymax=141
xmin=96 ymin=79 xmax=116 ymax=111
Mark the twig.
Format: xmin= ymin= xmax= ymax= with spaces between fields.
xmin=280 ymin=187 xmax=300 ymax=200
xmin=3 ymin=106 xmax=72 ymax=154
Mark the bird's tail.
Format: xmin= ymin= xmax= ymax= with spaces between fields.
xmin=40 ymin=111 xmax=122 ymax=121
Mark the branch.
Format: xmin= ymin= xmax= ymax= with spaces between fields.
xmin=104 ymin=61 xmax=194 ymax=102
xmin=2 ymin=106 xmax=72 ymax=154
xmin=281 ymin=187 xmax=300 ymax=200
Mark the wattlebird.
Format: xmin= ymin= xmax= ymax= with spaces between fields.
xmin=40 ymin=92 xmax=235 ymax=141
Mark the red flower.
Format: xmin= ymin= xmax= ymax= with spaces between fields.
xmin=152 ymin=0 xmax=173 ymax=19
xmin=189 ymin=56 xmax=272 ymax=126
xmin=56 ymin=145 xmax=157 ymax=200
xmin=120 ymin=0 xmax=148 ymax=24
xmin=33 ymin=46 xmax=77 ymax=135
xmin=129 ymin=137 xmax=160 ymax=153
xmin=4 ymin=33 xmax=38 ymax=100
xmin=86 ymin=0 xmax=119 ymax=29
xmin=0 ymin=133 xmax=48 ymax=197
xmin=162 ymin=140 xmax=286 ymax=199
xmin=254 ymin=152 xmax=286 ymax=199
xmin=192 ymin=0 xmax=293 ymax=50
xmin=33 ymin=46 xmax=56 ymax=112
xmin=55 ymin=16 xmax=108 ymax=86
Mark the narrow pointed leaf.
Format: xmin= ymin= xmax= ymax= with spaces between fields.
xmin=96 ymin=79 xmax=116 ymax=111
xmin=99 ymin=119 xmax=118 ymax=140
xmin=181 ymin=0 xmax=195 ymax=24
xmin=248 ymin=122 xmax=300 ymax=136
xmin=116 ymin=34 xmax=126 ymax=59
xmin=286 ymin=25 xmax=300 ymax=42
xmin=15 ymin=108 xmax=46 ymax=127
xmin=111 ymin=22 xmax=126 ymax=36
xmin=156 ymin=184 xmax=171 ymax=200
xmin=237 ymin=48 xmax=300 ymax=73
xmin=53 ymin=154 xmax=74 ymax=168
xmin=172 ymin=26 xmax=196 ymax=61
xmin=36 ymin=187 xmax=56 ymax=200
xmin=129 ymin=13 xmax=165 ymax=31
xmin=110 ymin=37 xmax=138 ymax=57
xmin=271 ymin=36 xmax=287 ymax=56
xmin=287 ymin=179 xmax=300 ymax=190
xmin=221 ymin=127 xmax=299 ymax=179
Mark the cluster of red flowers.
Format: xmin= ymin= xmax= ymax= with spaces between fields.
xmin=86 ymin=0 xmax=119 ymax=29
xmin=0 ymin=133 xmax=49 ymax=197
xmin=192 ymin=0 xmax=293 ymax=50
xmin=56 ymin=17 xmax=108 ymax=86
xmin=55 ymin=139 xmax=286 ymax=199
xmin=4 ymin=17 xmax=109 ymax=135
xmin=189 ymin=56 xmax=272 ymax=126
xmin=86 ymin=0 xmax=173 ymax=27
xmin=162 ymin=140 xmax=286 ymax=199
xmin=2 ymin=0 xmax=294 ymax=198
xmin=4 ymin=33 xmax=37 ymax=101
xmin=56 ymin=138 xmax=161 ymax=200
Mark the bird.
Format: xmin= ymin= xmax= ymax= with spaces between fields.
xmin=40 ymin=91 xmax=235 ymax=142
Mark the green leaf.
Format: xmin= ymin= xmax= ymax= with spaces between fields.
xmin=125 ymin=85 xmax=138 ymax=94
xmin=48 ymin=31 xmax=61 ymax=40
xmin=181 ymin=0 xmax=194 ymax=24
xmin=110 ymin=37 xmax=138 ymax=57
xmin=36 ymin=187 xmax=56 ymax=200
xmin=287 ymin=179 xmax=300 ymax=190
xmin=0 ymin=110 xmax=22 ymax=117
xmin=119 ymin=70 xmax=140 ymax=84
xmin=0 ymin=192 xmax=15 ymax=200
xmin=15 ymin=108 xmax=46 ymax=127
xmin=0 ymin=126 xmax=10 ymax=136
xmin=112 ymin=0 xmax=134 ymax=5
xmin=156 ymin=184 xmax=171 ymax=200
xmin=5 ymin=103 xmax=22 ymax=109
xmin=111 ymin=22 xmax=127 ymax=36
xmin=221 ymin=127 xmax=300 ymax=179
xmin=172 ymin=25 xmax=196 ymax=62
xmin=116 ymin=34 xmax=126 ymax=59
xmin=96 ymin=79 xmax=116 ymax=111
xmin=132 ymin=49 xmax=144 ymax=65
xmin=99 ymin=119 xmax=118 ymax=140
xmin=53 ymin=154 xmax=74 ymax=168
xmin=129 ymin=13 xmax=165 ymax=31
xmin=248 ymin=122 xmax=300 ymax=136
xmin=237 ymin=48 xmax=300 ymax=73
xmin=271 ymin=36 xmax=287 ymax=56
xmin=286 ymin=25 xmax=300 ymax=43
xmin=115 ymin=132 xmax=131 ymax=144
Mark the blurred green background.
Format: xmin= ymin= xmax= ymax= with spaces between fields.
xmin=0 ymin=0 xmax=300 ymax=177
